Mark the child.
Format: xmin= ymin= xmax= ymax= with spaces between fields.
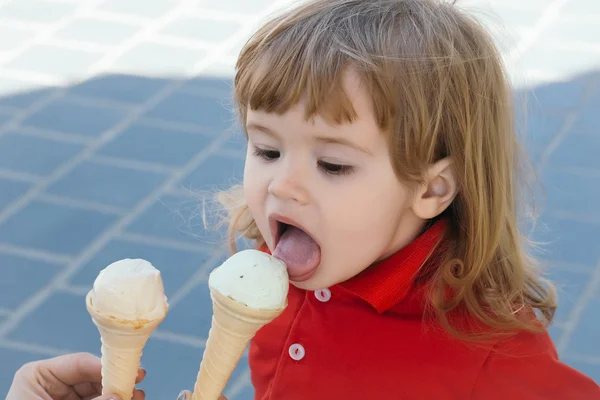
xmin=7 ymin=0 xmax=600 ymax=399
xmin=213 ymin=0 xmax=600 ymax=398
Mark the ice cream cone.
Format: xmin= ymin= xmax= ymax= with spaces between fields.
xmin=191 ymin=288 xmax=286 ymax=400
xmin=86 ymin=292 xmax=166 ymax=400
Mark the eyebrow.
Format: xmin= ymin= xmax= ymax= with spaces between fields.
xmin=246 ymin=122 xmax=373 ymax=156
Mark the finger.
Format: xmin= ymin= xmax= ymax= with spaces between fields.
xmin=135 ymin=368 xmax=147 ymax=383
xmin=92 ymin=382 xmax=103 ymax=395
xmin=44 ymin=353 xmax=102 ymax=386
xmin=73 ymin=381 xmax=101 ymax=398
xmin=88 ymin=371 xmax=142 ymax=394
xmin=133 ymin=389 xmax=146 ymax=400
xmin=75 ymin=371 xmax=144 ymax=399
xmin=45 ymin=352 xmax=145 ymax=387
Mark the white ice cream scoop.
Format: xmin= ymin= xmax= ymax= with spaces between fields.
xmin=208 ymin=249 xmax=289 ymax=310
xmin=88 ymin=258 xmax=168 ymax=320
xmin=86 ymin=258 xmax=168 ymax=400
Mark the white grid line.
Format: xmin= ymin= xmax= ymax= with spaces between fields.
xmin=167 ymin=250 xmax=225 ymax=308
xmin=557 ymin=260 xmax=600 ymax=353
xmin=0 ymin=0 xmax=27 ymax=10
xmin=0 ymin=168 xmax=41 ymax=184
xmin=559 ymin=12 xmax=600 ymax=24
xmin=0 ymin=0 xmax=107 ymax=67
xmin=224 ymin=368 xmax=252 ymax=400
xmin=543 ymin=40 xmax=600 ymax=54
xmin=550 ymin=320 xmax=567 ymax=331
xmin=118 ymin=232 xmax=216 ymax=255
xmin=91 ymin=151 xmax=244 ymax=176
xmin=0 ymin=2 xmax=198 ymax=223
xmin=57 ymin=284 xmax=89 ymax=296
xmin=0 ymin=2 xmax=190 ymax=147
xmin=536 ymin=78 xmax=599 ymax=172
xmin=151 ymin=330 xmax=206 ymax=349
xmin=0 ymin=104 xmax=19 ymax=114
xmin=0 ymin=0 xmax=295 ymax=340
xmin=82 ymin=2 xmax=196 ymax=76
xmin=187 ymin=7 xmax=256 ymax=22
xmin=37 ymin=193 xmax=126 ymax=215
xmin=545 ymin=210 xmax=600 ymax=225
xmin=0 ymin=243 xmax=73 ymax=264
xmin=136 ymin=116 xmax=216 ymax=135
xmin=90 ymin=154 xmax=178 ymax=175
xmin=0 ymin=68 xmax=64 ymax=86
xmin=176 ymin=82 xmax=233 ymax=99
xmin=61 ymin=93 xmax=136 ymax=111
xmin=507 ymin=0 xmax=571 ymax=63
xmin=216 ymin=54 xmax=239 ymax=67
xmin=16 ymin=125 xmax=92 ymax=145
xmin=149 ymin=34 xmax=216 ymax=52
xmin=0 ymin=18 xmax=49 ymax=31
xmin=0 ymin=135 xmax=226 ymax=339
xmin=546 ymin=165 xmax=600 ymax=178
xmin=42 ymin=38 xmax=113 ymax=54
xmin=544 ymin=260 xmax=596 ymax=273
xmin=0 ymin=330 xmax=208 ymax=358
xmin=486 ymin=1 xmax=549 ymax=11
xmin=74 ymin=9 xmax=153 ymax=27
xmin=516 ymin=68 xmax=565 ymax=85
xmin=0 ymin=339 xmax=68 ymax=357
xmin=218 ymin=147 xmax=247 ymax=160
xmin=165 ymin=186 xmax=202 ymax=198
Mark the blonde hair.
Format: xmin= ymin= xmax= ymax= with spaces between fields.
xmin=217 ymin=0 xmax=556 ymax=339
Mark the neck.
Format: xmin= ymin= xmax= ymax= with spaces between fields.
xmin=376 ymin=212 xmax=427 ymax=263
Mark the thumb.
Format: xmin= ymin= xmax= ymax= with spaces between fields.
xmin=93 ymin=395 xmax=122 ymax=400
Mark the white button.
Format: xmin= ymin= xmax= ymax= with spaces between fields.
xmin=289 ymin=343 xmax=305 ymax=361
xmin=314 ymin=288 xmax=331 ymax=302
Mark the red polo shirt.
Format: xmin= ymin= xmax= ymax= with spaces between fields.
xmin=248 ymin=220 xmax=600 ymax=399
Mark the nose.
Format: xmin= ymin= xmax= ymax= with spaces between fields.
xmin=268 ymin=162 xmax=310 ymax=205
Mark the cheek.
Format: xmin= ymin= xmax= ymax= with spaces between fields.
xmin=243 ymin=159 xmax=269 ymax=233
xmin=243 ymin=160 xmax=261 ymax=208
xmin=326 ymin=174 xmax=409 ymax=245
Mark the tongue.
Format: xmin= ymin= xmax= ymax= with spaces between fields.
xmin=273 ymin=226 xmax=321 ymax=281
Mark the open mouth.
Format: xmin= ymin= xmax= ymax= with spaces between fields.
xmin=268 ymin=214 xmax=322 ymax=282
xmin=269 ymin=215 xmax=308 ymax=248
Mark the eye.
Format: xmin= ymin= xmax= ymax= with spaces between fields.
xmin=253 ymin=146 xmax=280 ymax=161
xmin=318 ymin=160 xmax=354 ymax=176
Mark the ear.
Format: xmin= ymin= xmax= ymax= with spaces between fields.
xmin=412 ymin=157 xmax=458 ymax=220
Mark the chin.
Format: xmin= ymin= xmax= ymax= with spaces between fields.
xmin=289 ymin=268 xmax=342 ymax=291
xmin=289 ymin=279 xmax=319 ymax=290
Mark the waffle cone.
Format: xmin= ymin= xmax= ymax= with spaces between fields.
xmin=86 ymin=292 xmax=166 ymax=400
xmin=191 ymin=288 xmax=286 ymax=400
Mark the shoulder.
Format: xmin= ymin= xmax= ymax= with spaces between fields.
xmin=470 ymin=329 xmax=600 ymax=399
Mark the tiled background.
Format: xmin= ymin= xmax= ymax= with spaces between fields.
xmin=0 ymin=0 xmax=598 ymax=398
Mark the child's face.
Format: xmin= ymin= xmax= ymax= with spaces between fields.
xmin=243 ymin=72 xmax=426 ymax=290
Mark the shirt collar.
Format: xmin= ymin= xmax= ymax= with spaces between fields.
xmin=337 ymin=219 xmax=448 ymax=313
xmin=258 ymin=218 xmax=448 ymax=314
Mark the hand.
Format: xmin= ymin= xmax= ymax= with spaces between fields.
xmin=6 ymin=352 xmax=146 ymax=400
xmin=176 ymin=390 xmax=227 ymax=400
